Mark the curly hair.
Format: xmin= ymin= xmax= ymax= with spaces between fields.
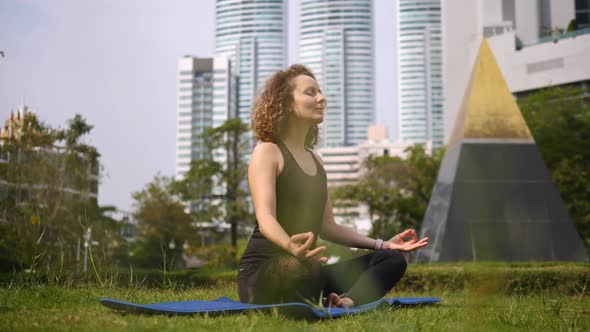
xmin=251 ymin=64 xmax=320 ymax=148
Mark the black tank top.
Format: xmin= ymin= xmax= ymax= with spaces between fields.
xmin=239 ymin=141 xmax=327 ymax=267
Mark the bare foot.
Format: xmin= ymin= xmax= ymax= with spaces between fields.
xmin=325 ymin=292 xmax=354 ymax=308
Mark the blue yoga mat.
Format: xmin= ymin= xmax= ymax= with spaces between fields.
xmin=100 ymin=296 xmax=440 ymax=318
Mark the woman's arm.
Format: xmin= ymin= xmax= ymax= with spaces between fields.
xmin=249 ymin=143 xmax=290 ymax=250
xmin=320 ymin=195 xmax=429 ymax=252
xmin=250 ymin=143 xmax=326 ymax=259
xmin=312 ymin=150 xmax=377 ymax=249
xmin=315 ymin=152 xmax=428 ymax=252
xmin=320 ymin=195 xmax=378 ymax=249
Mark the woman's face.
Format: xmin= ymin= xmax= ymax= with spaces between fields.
xmin=290 ymin=74 xmax=326 ymax=124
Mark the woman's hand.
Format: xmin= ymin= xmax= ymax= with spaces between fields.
xmin=383 ymin=229 xmax=429 ymax=252
xmin=287 ymin=232 xmax=328 ymax=263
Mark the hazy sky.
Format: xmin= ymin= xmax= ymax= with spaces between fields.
xmin=0 ymin=0 xmax=398 ymax=211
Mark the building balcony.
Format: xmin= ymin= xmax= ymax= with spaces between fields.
xmin=519 ymin=27 xmax=590 ymax=49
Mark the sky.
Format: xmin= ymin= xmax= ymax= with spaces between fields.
xmin=0 ymin=0 xmax=398 ymax=212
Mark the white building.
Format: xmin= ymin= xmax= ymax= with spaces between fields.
xmin=298 ymin=0 xmax=375 ymax=147
xmin=318 ymin=125 xmax=422 ymax=234
xmin=215 ymin=0 xmax=288 ymax=125
xmin=396 ymin=0 xmax=444 ymax=148
xmin=443 ymin=0 xmax=590 ymax=143
xmin=175 ymin=56 xmax=235 ymax=180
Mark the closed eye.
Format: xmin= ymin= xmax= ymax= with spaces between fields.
xmin=305 ymin=87 xmax=321 ymax=96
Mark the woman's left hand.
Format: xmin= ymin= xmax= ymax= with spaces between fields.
xmin=383 ymin=229 xmax=429 ymax=252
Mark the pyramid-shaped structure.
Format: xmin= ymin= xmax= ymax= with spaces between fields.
xmin=416 ymin=39 xmax=588 ymax=262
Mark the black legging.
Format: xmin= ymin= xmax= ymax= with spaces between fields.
xmin=241 ymin=250 xmax=407 ymax=306
xmin=321 ymin=250 xmax=408 ymax=305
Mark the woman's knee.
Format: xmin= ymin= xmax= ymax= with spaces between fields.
xmin=378 ymin=250 xmax=408 ymax=276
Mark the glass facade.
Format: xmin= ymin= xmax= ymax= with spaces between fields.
xmin=397 ymin=0 xmax=444 ymax=148
xmin=576 ymin=0 xmax=590 ymax=28
xmin=215 ymin=0 xmax=287 ymax=125
xmin=298 ymin=0 xmax=374 ymax=147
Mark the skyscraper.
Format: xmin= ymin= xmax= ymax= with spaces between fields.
xmin=175 ymin=56 xmax=234 ymax=180
xmin=298 ymin=0 xmax=375 ymax=147
xmin=396 ymin=0 xmax=444 ymax=148
xmin=214 ymin=0 xmax=288 ymax=125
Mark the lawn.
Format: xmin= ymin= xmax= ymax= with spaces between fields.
xmin=1 ymin=279 xmax=588 ymax=331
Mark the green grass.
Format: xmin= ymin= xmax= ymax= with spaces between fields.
xmin=1 ymin=281 xmax=589 ymax=331
xmin=4 ymin=262 xmax=586 ymax=295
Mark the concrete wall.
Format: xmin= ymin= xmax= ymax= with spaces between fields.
xmin=442 ymin=0 xmax=483 ymax=143
xmin=502 ymin=0 xmax=516 ymax=27
xmin=549 ymin=0 xmax=576 ymax=31
xmin=514 ymin=0 xmax=541 ymax=43
xmin=483 ymin=0 xmax=504 ymax=26
xmin=489 ymin=32 xmax=590 ymax=93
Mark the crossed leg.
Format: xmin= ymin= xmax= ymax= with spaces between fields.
xmin=241 ymin=250 xmax=407 ymax=307
xmin=320 ymin=250 xmax=407 ymax=308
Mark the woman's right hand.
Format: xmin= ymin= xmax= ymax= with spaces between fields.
xmin=384 ymin=229 xmax=429 ymax=252
xmin=287 ymin=232 xmax=328 ymax=263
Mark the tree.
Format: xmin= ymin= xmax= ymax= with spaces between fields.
xmin=0 ymin=111 xmax=118 ymax=272
xmin=331 ymin=145 xmax=444 ymax=239
xmin=566 ymin=19 xmax=578 ymax=33
xmin=173 ymin=118 xmax=253 ymax=257
xmin=42 ymin=114 xmax=101 ymax=267
xmin=131 ymin=175 xmax=193 ymax=269
xmin=0 ymin=111 xmax=53 ymax=270
xmin=518 ymin=85 xmax=590 ymax=249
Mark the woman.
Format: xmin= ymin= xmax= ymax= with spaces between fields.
xmin=238 ymin=64 xmax=429 ymax=308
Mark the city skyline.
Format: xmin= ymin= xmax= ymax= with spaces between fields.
xmin=0 ymin=0 xmax=399 ymax=211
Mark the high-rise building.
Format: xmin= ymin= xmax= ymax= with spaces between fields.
xmin=175 ymin=56 xmax=234 ymax=180
xmin=395 ymin=0 xmax=444 ymax=148
xmin=214 ymin=0 xmax=288 ymax=125
xmin=298 ymin=0 xmax=375 ymax=147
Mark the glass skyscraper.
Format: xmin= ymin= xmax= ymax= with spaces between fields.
xmin=298 ymin=0 xmax=375 ymax=147
xmin=215 ymin=0 xmax=288 ymax=124
xmin=396 ymin=0 xmax=444 ymax=148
